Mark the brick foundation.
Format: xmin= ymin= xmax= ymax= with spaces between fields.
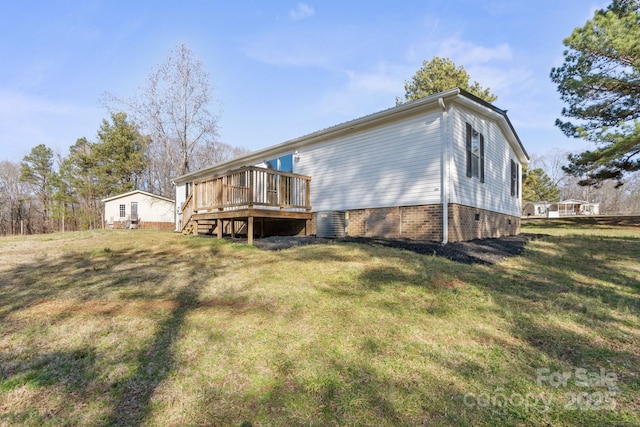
xmin=400 ymin=205 xmax=444 ymax=241
xmin=311 ymin=204 xmax=520 ymax=242
xmin=447 ymin=204 xmax=520 ymax=241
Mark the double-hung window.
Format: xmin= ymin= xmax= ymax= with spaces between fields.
xmin=466 ymin=123 xmax=485 ymax=183
xmin=119 ymin=204 xmax=126 ymax=218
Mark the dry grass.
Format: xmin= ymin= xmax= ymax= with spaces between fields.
xmin=0 ymin=224 xmax=638 ymax=426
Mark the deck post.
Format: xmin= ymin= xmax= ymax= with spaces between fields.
xmin=217 ymin=177 xmax=224 ymax=211
xmin=192 ymin=219 xmax=198 ymax=236
xmin=231 ymin=220 xmax=236 ymax=238
xmin=248 ymin=168 xmax=254 ymax=208
xmin=279 ymin=175 xmax=285 ymax=210
xmin=247 ymin=216 xmax=254 ymax=245
xmin=217 ymin=219 xmax=223 ymax=239
xmin=193 ymin=182 xmax=198 ymax=214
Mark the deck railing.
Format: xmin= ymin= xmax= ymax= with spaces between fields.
xmin=181 ymin=166 xmax=311 ymax=225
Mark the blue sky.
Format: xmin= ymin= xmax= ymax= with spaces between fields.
xmin=0 ymin=0 xmax=606 ymax=164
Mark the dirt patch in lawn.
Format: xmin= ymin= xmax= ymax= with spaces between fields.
xmin=253 ymin=233 xmax=544 ymax=265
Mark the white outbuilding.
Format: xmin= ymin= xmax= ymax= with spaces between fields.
xmin=102 ymin=190 xmax=175 ymax=230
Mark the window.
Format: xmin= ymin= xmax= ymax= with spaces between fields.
xmin=119 ymin=204 xmax=126 ymax=218
xmin=466 ymin=123 xmax=484 ymax=182
xmin=265 ymin=154 xmax=294 ymax=172
xmin=510 ymin=159 xmax=520 ymax=197
xmin=279 ymin=155 xmax=293 ymax=173
xmin=265 ymin=154 xmax=294 ymax=205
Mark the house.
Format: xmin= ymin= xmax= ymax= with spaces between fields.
xmin=102 ymin=190 xmax=175 ymax=230
xmin=523 ymin=199 xmax=600 ymax=217
xmin=173 ymin=88 xmax=529 ymax=244
xmin=523 ymin=201 xmax=554 ymax=217
xmin=550 ymin=199 xmax=600 ymax=216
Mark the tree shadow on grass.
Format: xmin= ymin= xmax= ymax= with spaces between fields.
xmin=0 ymin=239 xmax=226 ymax=426
xmin=196 ymin=350 xmax=494 ymax=426
xmin=0 ymin=348 xmax=98 ymax=426
xmin=105 ymin=285 xmax=202 ymax=426
xmin=308 ymin=230 xmax=640 ymax=424
xmin=465 ymin=233 xmax=640 ymax=422
xmin=0 ymin=247 xmax=189 ymax=321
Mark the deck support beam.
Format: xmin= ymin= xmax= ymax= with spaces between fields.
xmin=247 ymin=216 xmax=254 ymax=245
xmin=188 ymin=209 xmax=311 ymax=245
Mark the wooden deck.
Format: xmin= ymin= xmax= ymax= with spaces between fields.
xmin=180 ymin=166 xmax=312 ymax=244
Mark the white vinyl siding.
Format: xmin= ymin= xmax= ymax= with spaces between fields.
xmin=104 ymin=192 xmax=175 ymax=225
xmin=174 ymin=183 xmax=188 ymax=230
xmin=294 ymin=112 xmax=443 ymax=212
xmin=449 ymin=105 xmax=522 ymax=217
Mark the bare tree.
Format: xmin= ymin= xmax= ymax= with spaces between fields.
xmin=104 ymin=44 xmax=221 ymax=197
xmin=191 ymin=140 xmax=249 ymax=171
xmin=529 ymin=149 xmax=569 ymax=188
xmin=622 ymin=174 xmax=640 ymax=214
xmin=0 ymin=160 xmax=32 ymax=235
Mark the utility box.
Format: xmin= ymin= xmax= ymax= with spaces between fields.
xmin=316 ymin=211 xmax=346 ymax=238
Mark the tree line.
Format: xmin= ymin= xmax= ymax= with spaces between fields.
xmin=0 ymin=45 xmax=246 ymax=235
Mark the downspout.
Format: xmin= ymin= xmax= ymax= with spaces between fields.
xmin=439 ymin=97 xmax=449 ymax=244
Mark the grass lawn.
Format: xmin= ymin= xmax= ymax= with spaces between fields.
xmin=0 ymin=220 xmax=638 ymax=426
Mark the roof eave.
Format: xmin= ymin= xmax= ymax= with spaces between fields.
xmin=174 ymin=88 xmax=529 ymax=183
xmin=101 ymin=190 xmax=175 ymax=204
xmin=173 ymin=89 xmax=462 ymax=184
xmin=455 ymin=90 xmax=529 ymax=164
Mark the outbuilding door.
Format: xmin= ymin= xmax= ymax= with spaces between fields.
xmin=131 ymin=202 xmax=138 ymax=221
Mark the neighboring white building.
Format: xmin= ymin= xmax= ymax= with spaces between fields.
xmin=551 ymin=199 xmax=600 ymax=216
xmin=174 ymin=88 xmax=529 ymax=243
xmin=102 ymin=190 xmax=175 ymax=230
xmin=523 ymin=201 xmax=554 ymax=217
xmin=523 ymin=199 xmax=601 ymax=217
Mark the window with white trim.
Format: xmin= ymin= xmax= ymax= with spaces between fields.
xmin=119 ymin=204 xmax=126 ymax=218
xmin=466 ymin=123 xmax=484 ymax=182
